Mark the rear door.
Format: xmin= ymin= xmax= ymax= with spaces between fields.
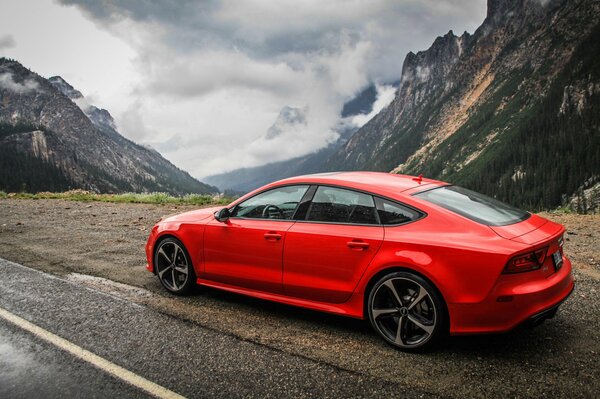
xmin=283 ymin=186 xmax=384 ymax=303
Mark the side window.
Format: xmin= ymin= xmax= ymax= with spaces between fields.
xmin=307 ymin=186 xmax=378 ymax=225
xmin=375 ymin=197 xmax=422 ymax=225
xmin=231 ymin=185 xmax=309 ymax=220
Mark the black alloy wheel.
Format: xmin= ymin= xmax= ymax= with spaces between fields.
xmin=368 ymin=271 xmax=447 ymax=351
xmin=154 ymin=237 xmax=196 ymax=295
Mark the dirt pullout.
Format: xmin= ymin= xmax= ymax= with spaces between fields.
xmin=0 ymin=199 xmax=198 ymax=288
xmin=1 ymin=199 xmax=599 ymax=398
xmin=538 ymin=212 xmax=600 ymax=278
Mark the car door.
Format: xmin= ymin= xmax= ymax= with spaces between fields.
xmin=283 ymin=186 xmax=384 ymax=303
xmin=203 ymin=185 xmax=309 ymax=293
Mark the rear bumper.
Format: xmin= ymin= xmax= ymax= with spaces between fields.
xmin=523 ymin=289 xmax=572 ymax=327
xmin=448 ymin=257 xmax=574 ymax=335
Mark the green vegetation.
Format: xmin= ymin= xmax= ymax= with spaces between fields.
xmin=0 ymin=190 xmax=232 ymax=206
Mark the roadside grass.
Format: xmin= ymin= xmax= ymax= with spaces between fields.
xmin=0 ymin=190 xmax=233 ymax=206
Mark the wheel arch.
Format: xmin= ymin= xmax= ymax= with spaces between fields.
xmin=361 ymin=265 xmax=449 ymax=321
xmin=151 ymin=233 xmax=181 ymax=274
xmin=151 ymin=226 xmax=203 ymax=277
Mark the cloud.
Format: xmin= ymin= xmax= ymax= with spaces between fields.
xmin=56 ymin=0 xmax=487 ymax=177
xmin=0 ymin=72 xmax=39 ymax=94
xmin=141 ymin=49 xmax=302 ymax=99
xmin=0 ymin=34 xmax=16 ymax=50
xmin=349 ymin=84 xmax=398 ymax=128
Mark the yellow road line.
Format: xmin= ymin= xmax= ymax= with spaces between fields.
xmin=0 ymin=306 xmax=186 ymax=399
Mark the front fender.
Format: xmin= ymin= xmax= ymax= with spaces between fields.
xmin=146 ymin=222 xmax=206 ymax=277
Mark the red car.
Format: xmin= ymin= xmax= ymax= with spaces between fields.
xmin=145 ymin=172 xmax=574 ymax=350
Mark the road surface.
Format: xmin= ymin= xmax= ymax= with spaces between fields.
xmin=0 ymin=258 xmax=432 ymax=398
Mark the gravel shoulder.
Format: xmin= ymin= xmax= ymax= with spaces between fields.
xmin=0 ymin=199 xmax=599 ymax=398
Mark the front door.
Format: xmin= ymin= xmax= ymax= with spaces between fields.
xmin=203 ymin=185 xmax=309 ymax=293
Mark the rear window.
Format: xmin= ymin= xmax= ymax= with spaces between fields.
xmin=413 ymin=185 xmax=530 ymax=226
xmin=374 ymin=197 xmax=422 ymax=225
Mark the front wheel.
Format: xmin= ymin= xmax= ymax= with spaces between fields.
xmin=367 ymin=271 xmax=447 ymax=351
xmin=154 ymin=237 xmax=196 ymax=295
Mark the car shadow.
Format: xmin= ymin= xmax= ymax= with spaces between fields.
xmin=184 ymin=283 xmax=371 ymax=332
xmin=154 ymin=281 xmax=576 ymax=357
xmin=438 ymin=320 xmax=575 ymax=359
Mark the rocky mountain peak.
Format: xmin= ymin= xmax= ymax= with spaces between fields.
xmin=400 ymin=29 xmax=465 ymax=89
xmin=48 ymin=76 xmax=83 ymax=100
xmin=486 ymin=0 xmax=519 ymax=19
xmin=265 ymin=105 xmax=308 ymax=140
xmin=48 ymin=75 xmax=117 ymax=132
xmin=484 ymin=0 xmax=563 ymax=27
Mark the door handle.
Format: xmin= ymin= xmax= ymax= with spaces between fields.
xmin=347 ymin=241 xmax=370 ymax=251
xmin=264 ymin=232 xmax=282 ymax=241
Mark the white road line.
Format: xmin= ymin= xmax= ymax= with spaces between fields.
xmin=0 ymin=306 xmax=186 ymax=399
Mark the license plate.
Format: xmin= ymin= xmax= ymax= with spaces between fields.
xmin=552 ymin=251 xmax=563 ymax=270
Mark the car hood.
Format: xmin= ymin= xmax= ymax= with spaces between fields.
xmin=160 ymin=206 xmax=225 ymax=223
xmin=489 ymin=214 xmax=563 ymax=244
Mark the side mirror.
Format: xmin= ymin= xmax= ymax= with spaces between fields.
xmin=214 ymin=207 xmax=231 ymax=223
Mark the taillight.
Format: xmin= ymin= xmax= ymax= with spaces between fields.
xmin=503 ymin=247 xmax=548 ymax=274
xmin=558 ymin=235 xmax=564 ymax=254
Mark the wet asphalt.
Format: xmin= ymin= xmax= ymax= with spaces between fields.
xmin=0 ymin=258 xmax=435 ymax=398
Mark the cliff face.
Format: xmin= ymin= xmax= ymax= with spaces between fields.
xmin=324 ymin=0 xmax=600 ymax=209
xmin=0 ymin=59 xmax=217 ymax=194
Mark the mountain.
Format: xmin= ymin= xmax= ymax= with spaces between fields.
xmin=204 ymin=82 xmax=398 ymax=193
xmin=324 ymin=0 xmax=600 ymax=210
xmin=0 ymin=59 xmax=217 ymax=194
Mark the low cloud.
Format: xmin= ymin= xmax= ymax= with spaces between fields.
xmin=0 ymin=34 xmax=16 ymax=50
xmin=0 ymin=72 xmax=39 ymax=94
xmin=349 ymin=84 xmax=398 ymax=128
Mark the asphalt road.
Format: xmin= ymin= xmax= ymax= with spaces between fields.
xmin=0 ymin=258 xmax=434 ymax=398
xmin=0 ymin=320 xmax=146 ymax=399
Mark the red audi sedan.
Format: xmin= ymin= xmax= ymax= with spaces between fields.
xmin=145 ymin=172 xmax=574 ymax=350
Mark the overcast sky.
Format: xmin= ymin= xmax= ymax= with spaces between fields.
xmin=0 ymin=0 xmax=486 ymax=178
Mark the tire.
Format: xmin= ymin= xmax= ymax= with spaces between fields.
xmin=367 ymin=271 xmax=447 ymax=351
xmin=154 ymin=237 xmax=196 ymax=295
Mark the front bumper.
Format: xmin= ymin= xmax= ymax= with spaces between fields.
xmin=145 ymin=227 xmax=158 ymax=273
xmin=448 ymin=256 xmax=574 ymax=335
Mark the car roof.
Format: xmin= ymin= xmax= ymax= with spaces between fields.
xmin=273 ymin=171 xmax=446 ymax=198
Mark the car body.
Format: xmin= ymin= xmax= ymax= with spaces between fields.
xmin=145 ymin=172 xmax=574 ymax=350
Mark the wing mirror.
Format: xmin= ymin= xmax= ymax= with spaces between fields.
xmin=214 ymin=207 xmax=231 ymax=223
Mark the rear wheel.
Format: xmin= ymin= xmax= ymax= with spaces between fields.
xmin=367 ymin=271 xmax=447 ymax=351
xmin=154 ymin=237 xmax=196 ymax=295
